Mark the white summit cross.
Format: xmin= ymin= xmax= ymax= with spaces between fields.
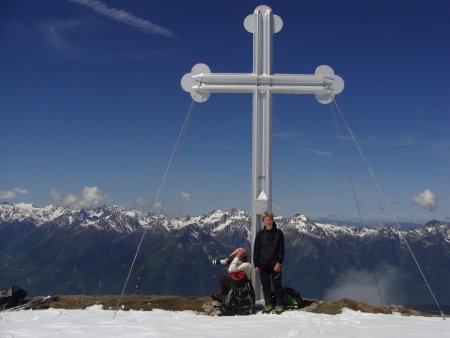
xmin=181 ymin=5 xmax=344 ymax=298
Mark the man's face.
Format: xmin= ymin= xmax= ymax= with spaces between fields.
xmin=263 ymin=217 xmax=273 ymax=227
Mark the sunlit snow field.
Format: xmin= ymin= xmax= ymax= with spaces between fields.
xmin=1 ymin=305 xmax=448 ymax=338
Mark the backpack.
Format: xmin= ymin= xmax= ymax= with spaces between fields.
xmin=221 ymin=271 xmax=256 ymax=316
xmin=0 ymin=285 xmax=28 ymax=310
xmin=281 ymin=286 xmax=304 ymax=309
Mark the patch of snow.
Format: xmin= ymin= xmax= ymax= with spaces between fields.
xmin=203 ymin=210 xmax=224 ymax=224
xmin=80 ymin=219 xmax=97 ymax=228
xmin=168 ymin=215 xmax=202 ymax=230
xmin=0 ymin=307 xmax=447 ymax=338
xmin=212 ymin=218 xmax=234 ymax=233
xmin=0 ymin=203 xmax=71 ymax=225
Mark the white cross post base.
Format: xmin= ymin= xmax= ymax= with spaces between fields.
xmin=181 ymin=5 xmax=344 ymax=301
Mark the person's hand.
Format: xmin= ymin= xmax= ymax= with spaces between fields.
xmin=255 ymin=267 xmax=261 ymax=273
xmin=274 ymin=263 xmax=282 ymax=272
xmin=230 ymin=247 xmax=247 ymax=259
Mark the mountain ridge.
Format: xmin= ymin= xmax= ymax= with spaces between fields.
xmin=1 ymin=202 xmax=448 ymax=240
xmin=1 ymin=203 xmax=448 ymax=305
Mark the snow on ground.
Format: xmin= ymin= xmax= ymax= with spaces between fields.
xmin=1 ymin=306 xmax=448 ymax=338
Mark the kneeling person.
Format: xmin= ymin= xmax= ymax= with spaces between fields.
xmin=213 ymin=247 xmax=255 ymax=316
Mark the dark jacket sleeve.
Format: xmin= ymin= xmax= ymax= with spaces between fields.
xmin=277 ymin=229 xmax=285 ymax=264
xmin=253 ymin=231 xmax=261 ymax=268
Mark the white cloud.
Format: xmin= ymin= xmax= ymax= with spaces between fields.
xmin=324 ymin=266 xmax=406 ymax=305
xmin=180 ymin=192 xmax=191 ymax=201
xmin=152 ymin=200 xmax=163 ymax=213
xmin=273 ymin=132 xmax=310 ymax=140
xmin=411 ymin=189 xmax=438 ymax=212
xmin=68 ymin=0 xmax=175 ymax=37
xmin=0 ymin=187 xmax=28 ymax=200
xmin=64 ymin=193 xmax=78 ymax=206
xmin=0 ymin=191 xmax=16 ymax=199
xmin=134 ymin=197 xmax=147 ymax=207
xmin=80 ymin=186 xmax=103 ymax=205
xmin=50 ymin=189 xmax=61 ymax=204
xmin=273 ymin=203 xmax=284 ymax=211
xmin=39 ymin=19 xmax=85 ymax=51
xmin=51 ymin=186 xmax=105 ymax=209
xmin=210 ymin=142 xmax=248 ymax=151
xmin=306 ymin=148 xmax=333 ymax=157
xmin=14 ymin=188 xmax=29 ymax=194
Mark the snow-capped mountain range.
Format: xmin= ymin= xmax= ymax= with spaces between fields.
xmin=1 ymin=202 xmax=449 ymax=305
xmin=1 ymin=202 xmax=448 ymax=242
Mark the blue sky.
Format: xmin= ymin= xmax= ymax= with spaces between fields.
xmin=1 ymin=0 xmax=449 ymax=223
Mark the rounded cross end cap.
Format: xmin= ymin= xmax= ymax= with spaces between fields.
xmin=274 ymin=15 xmax=283 ymax=33
xmin=315 ymin=93 xmax=333 ymax=104
xmin=254 ymin=5 xmax=272 ymax=12
xmin=191 ymin=63 xmax=211 ymax=75
xmin=181 ymin=73 xmax=196 ymax=93
xmin=315 ymin=65 xmax=335 ymax=77
xmin=181 ymin=63 xmax=211 ymax=93
xmin=331 ymin=75 xmax=345 ymax=95
xmin=244 ymin=14 xmax=254 ymax=33
xmin=244 ymin=8 xmax=282 ymax=33
xmin=192 ymin=91 xmax=210 ymax=103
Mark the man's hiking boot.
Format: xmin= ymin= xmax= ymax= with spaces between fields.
xmin=262 ymin=305 xmax=273 ymax=313
xmin=274 ymin=305 xmax=284 ymax=315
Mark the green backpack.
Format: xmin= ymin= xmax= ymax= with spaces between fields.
xmin=282 ymin=286 xmax=303 ymax=308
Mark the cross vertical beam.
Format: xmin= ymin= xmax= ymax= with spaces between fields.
xmin=248 ymin=6 xmax=279 ymax=299
xmin=181 ymin=5 xmax=344 ymax=300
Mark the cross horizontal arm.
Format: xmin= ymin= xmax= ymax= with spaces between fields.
xmin=181 ymin=63 xmax=344 ymax=104
xmin=192 ymin=73 xmax=334 ymax=86
xmin=192 ymin=83 xmax=332 ymax=95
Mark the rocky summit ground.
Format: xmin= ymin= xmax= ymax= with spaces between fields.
xmin=31 ymin=295 xmax=431 ymax=317
xmin=41 ymin=295 xmax=210 ymax=313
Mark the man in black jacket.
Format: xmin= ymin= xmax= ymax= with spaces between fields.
xmin=253 ymin=211 xmax=285 ymax=314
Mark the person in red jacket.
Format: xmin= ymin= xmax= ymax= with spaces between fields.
xmin=211 ymin=247 xmax=252 ymax=303
xmin=253 ymin=211 xmax=285 ymax=314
